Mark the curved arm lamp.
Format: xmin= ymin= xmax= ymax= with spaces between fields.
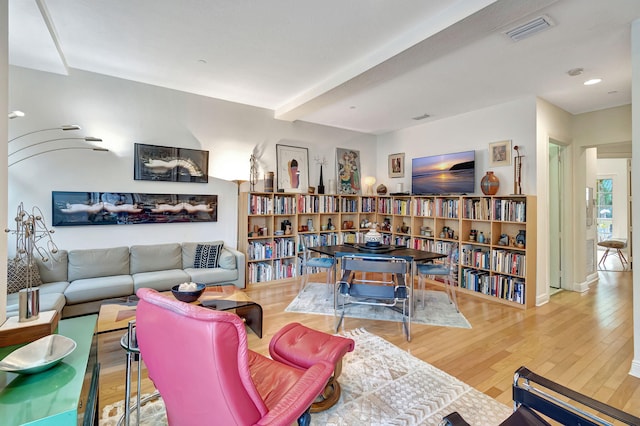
xmin=8 ymin=124 xmax=81 ymax=142
xmin=8 ymin=136 xmax=103 ymax=157
xmin=9 ymin=147 xmax=109 ymax=167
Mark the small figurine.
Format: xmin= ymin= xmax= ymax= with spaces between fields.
xmin=498 ymin=234 xmax=509 ymax=246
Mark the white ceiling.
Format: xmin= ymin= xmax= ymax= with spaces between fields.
xmin=8 ymin=0 xmax=640 ymax=135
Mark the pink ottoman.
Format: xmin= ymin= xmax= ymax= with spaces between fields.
xmin=269 ymin=322 xmax=355 ymax=412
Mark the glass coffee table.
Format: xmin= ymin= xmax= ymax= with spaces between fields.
xmin=97 ymin=285 xmax=263 ymax=338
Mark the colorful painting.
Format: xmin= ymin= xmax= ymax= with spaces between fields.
xmin=52 ymin=191 xmax=217 ymax=226
xmin=336 ymin=148 xmax=362 ymax=195
xmin=134 ymin=143 xmax=209 ymax=183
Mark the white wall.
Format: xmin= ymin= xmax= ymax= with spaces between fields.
xmin=1 ymin=2 xmax=8 ymax=323
xmin=597 ymin=158 xmax=629 ymax=244
xmin=630 ymin=19 xmax=640 ymax=378
xmin=376 ymin=97 xmax=538 ymax=196
xmin=7 ymin=67 xmax=376 ymax=253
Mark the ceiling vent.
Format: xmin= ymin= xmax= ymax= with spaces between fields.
xmin=505 ymin=15 xmax=554 ymax=42
xmin=412 ymin=113 xmax=430 ymax=121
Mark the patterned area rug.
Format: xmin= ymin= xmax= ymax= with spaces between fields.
xmin=286 ymin=282 xmax=471 ymax=329
xmin=100 ymin=330 xmax=510 ymax=425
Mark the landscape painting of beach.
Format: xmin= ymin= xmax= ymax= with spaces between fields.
xmin=411 ymin=150 xmax=475 ymax=195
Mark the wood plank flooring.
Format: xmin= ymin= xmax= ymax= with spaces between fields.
xmin=98 ymin=269 xmax=640 ymax=421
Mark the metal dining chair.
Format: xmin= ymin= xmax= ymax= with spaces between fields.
xmin=416 ymin=242 xmax=459 ymax=312
xmin=335 ymin=254 xmax=411 ymax=340
xmin=299 ymin=236 xmax=335 ymax=296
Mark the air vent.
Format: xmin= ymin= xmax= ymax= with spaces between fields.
xmin=505 ymin=15 xmax=554 ymax=42
xmin=412 ymin=113 xmax=430 ymax=121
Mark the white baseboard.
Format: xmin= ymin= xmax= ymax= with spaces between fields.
xmin=629 ymin=359 xmax=640 ymax=378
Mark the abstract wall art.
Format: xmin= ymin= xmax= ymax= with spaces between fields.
xmin=134 ymin=143 xmax=209 ymax=183
xmin=52 ymin=191 xmax=217 ymax=226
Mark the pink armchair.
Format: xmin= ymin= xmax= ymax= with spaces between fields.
xmin=135 ymin=288 xmax=334 ymax=426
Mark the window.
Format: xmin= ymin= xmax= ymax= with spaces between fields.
xmin=596 ymin=178 xmax=613 ymax=242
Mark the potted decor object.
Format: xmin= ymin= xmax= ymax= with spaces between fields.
xmin=480 ymin=171 xmax=500 ymax=195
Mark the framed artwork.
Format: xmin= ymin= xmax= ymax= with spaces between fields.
xmin=134 ymin=143 xmax=209 ymax=183
xmin=388 ymin=153 xmax=405 ymax=178
xmin=488 ymin=140 xmax=511 ymax=167
xmin=336 ymin=148 xmax=362 ymax=195
xmin=276 ymin=144 xmax=309 ymax=193
xmin=52 ymin=191 xmax=217 ymax=226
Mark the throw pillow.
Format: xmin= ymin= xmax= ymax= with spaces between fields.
xmin=7 ymin=259 xmax=43 ymax=294
xmin=218 ymin=249 xmax=237 ymax=270
xmin=194 ymin=243 xmax=223 ymax=268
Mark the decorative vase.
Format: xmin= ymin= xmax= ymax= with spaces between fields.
xmin=264 ymin=172 xmax=274 ymax=192
xmin=318 ymin=165 xmax=325 ymax=194
xmin=376 ymin=184 xmax=387 ymax=195
xmin=480 ymin=171 xmax=500 ymax=195
xmin=516 ymin=230 xmax=526 ymax=248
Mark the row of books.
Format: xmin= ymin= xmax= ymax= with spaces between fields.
xmin=494 ymin=199 xmax=526 ymax=222
xmin=340 ymin=198 xmax=358 ymax=213
xmin=247 ymin=238 xmax=296 ymax=260
xmin=460 ymin=245 xmax=491 ymax=269
xmin=360 ymin=197 xmax=376 ymax=213
xmin=460 ymin=268 xmax=525 ymax=304
xmin=492 ymin=250 xmax=526 ymax=276
xmin=377 ymin=198 xmax=392 ymax=214
xmin=248 ymin=260 xmax=297 ymax=282
xmin=462 ymin=198 xmax=491 ymax=220
xmin=435 ymin=198 xmax=460 ymax=218
xmin=412 ymin=199 xmax=434 ymax=217
xmin=273 ymin=195 xmax=296 ymax=215
xmin=393 ymin=199 xmax=410 ymax=216
xmin=248 ymin=195 xmax=273 ymax=215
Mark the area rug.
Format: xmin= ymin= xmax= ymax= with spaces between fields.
xmin=285 ymin=282 xmax=471 ymax=329
xmin=100 ymin=329 xmax=510 ymax=425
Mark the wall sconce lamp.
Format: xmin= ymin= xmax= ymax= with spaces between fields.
xmin=9 ymin=136 xmax=104 ymax=157
xmin=9 ymin=147 xmax=109 ymax=167
xmin=363 ymin=176 xmax=377 ymax=195
xmin=9 ymin=124 xmax=81 ymax=143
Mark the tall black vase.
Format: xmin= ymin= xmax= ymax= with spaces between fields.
xmin=318 ymin=165 xmax=325 ymax=194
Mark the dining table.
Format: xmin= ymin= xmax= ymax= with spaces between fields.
xmin=307 ymin=243 xmax=446 ymax=340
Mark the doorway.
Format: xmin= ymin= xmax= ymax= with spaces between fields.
xmin=549 ymin=141 xmax=567 ymax=289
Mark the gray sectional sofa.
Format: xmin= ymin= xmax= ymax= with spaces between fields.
xmin=6 ymin=241 xmax=245 ymax=318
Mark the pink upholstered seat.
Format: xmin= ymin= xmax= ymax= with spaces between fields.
xmin=135 ymin=288 xmax=334 ymax=426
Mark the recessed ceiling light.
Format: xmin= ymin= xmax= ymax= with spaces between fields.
xmin=584 ymin=78 xmax=602 ymax=86
xmin=349 ymin=106 xmax=357 ymax=109
xmin=198 ymin=59 xmax=207 ymax=64
xmin=608 ymin=90 xmax=618 ymax=95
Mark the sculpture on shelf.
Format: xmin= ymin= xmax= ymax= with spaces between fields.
xmin=513 ymin=145 xmax=524 ymax=195
xmin=314 ymin=156 xmax=327 ymax=194
xmin=5 ymin=203 xmax=59 ymax=322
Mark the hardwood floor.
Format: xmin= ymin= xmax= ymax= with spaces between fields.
xmin=98 ymin=269 xmax=640 ymax=421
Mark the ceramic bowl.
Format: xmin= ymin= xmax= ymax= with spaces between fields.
xmin=171 ymin=283 xmax=206 ymax=302
xmin=0 ymin=334 xmax=76 ymax=374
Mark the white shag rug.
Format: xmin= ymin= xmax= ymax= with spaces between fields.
xmin=286 ymin=283 xmax=471 ymax=329
xmin=100 ymin=329 xmax=511 ymax=425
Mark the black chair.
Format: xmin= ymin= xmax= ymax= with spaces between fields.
xmin=442 ymin=366 xmax=640 ymax=426
xmin=335 ymin=254 xmax=411 ymax=340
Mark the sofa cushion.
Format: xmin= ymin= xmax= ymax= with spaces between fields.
xmin=130 ymin=243 xmax=182 ymax=274
xmin=182 ymin=241 xmax=224 ymax=269
xmin=68 ymin=247 xmax=130 ymax=282
xmin=64 ymin=275 xmax=134 ymax=305
xmin=218 ymin=249 xmax=237 ymax=270
xmin=184 ymin=267 xmax=238 ymax=285
xmin=132 ymin=269 xmax=190 ymax=292
xmin=6 ymin=292 xmax=66 ymax=318
xmin=36 ymin=250 xmax=69 ymax=283
xmin=194 ymin=243 xmax=223 ymax=268
xmin=7 ymin=259 xmax=42 ymax=294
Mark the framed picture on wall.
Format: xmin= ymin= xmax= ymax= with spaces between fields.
xmin=134 ymin=143 xmax=209 ymax=183
xmin=388 ymin=153 xmax=405 ymax=178
xmin=488 ymin=140 xmax=511 ymax=167
xmin=276 ymin=144 xmax=309 ymax=193
xmin=336 ymin=147 xmax=362 ymax=194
